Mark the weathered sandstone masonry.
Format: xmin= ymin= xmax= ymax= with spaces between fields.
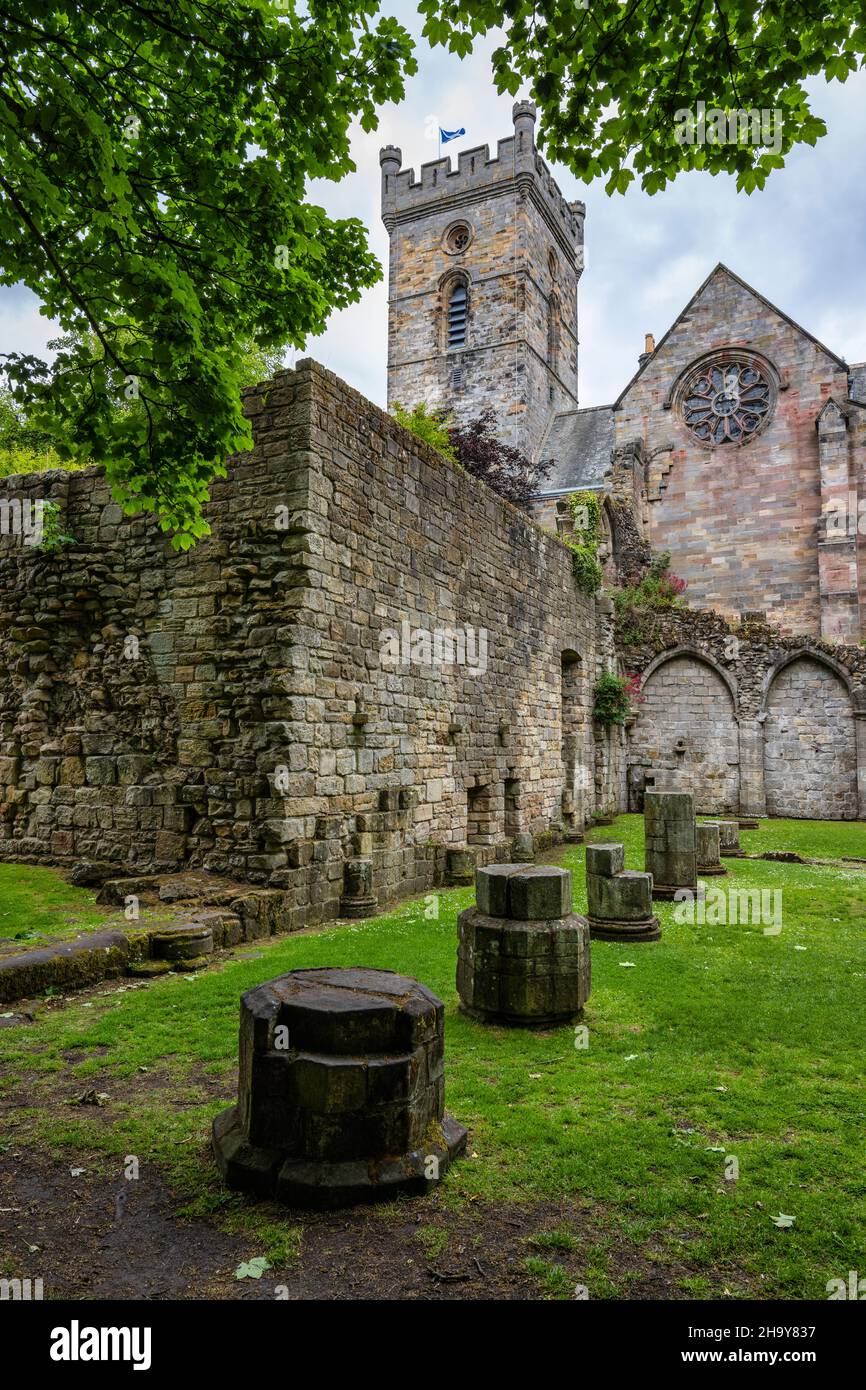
xmin=381 ymin=102 xmax=585 ymax=457
xmin=622 ymin=606 xmax=866 ymax=821
xmin=0 ymin=360 xmax=608 ymax=920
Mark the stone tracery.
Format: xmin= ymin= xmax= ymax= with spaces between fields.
xmin=681 ymin=358 xmax=772 ymax=445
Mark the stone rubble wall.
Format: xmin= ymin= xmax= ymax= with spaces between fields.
xmin=291 ymin=359 xmax=599 ymax=911
xmin=0 ymin=360 xmax=603 ymax=922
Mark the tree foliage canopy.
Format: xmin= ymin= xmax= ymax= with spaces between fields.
xmin=449 ymin=409 xmax=550 ymax=509
xmin=420 ymin=0 xmax=862 ymax=194
xmin=1 ymin=1 xmax=860 ymax=543
xmin=0 ymin=0 xmax=414 ymax=544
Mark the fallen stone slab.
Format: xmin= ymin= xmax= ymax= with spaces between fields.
xmin=127 ymin=960 xmax=173 ymax=979
xmin=754 ymin=850 xmax=805 ymax=863
xmin=0 ymin=1009 xmax=36 ymax=1026
xmin=96 ymin=876 xmax=162 ymax=906
xmin=0 ymin=929 xmax=131 ymax=1004
xmin=68 ymin=860 xmax=122 ymax=888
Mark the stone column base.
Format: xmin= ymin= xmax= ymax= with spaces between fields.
xmin=339 ymin=894 xmax=378 ymax=918
xmin=652 ymin=882 xmax=692 ymax=899
xmin=213 ymin=967 xmax=466 ymax=1209
xmin=445 ymin=847 xmax=476 ymax=885
xmin=587 ymin=915 xmax=661 ymax=943
xmin=213 ymin=1106 xmax=467 ymax=1209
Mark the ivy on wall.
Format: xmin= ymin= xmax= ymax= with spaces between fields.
xmin=564 ymin=490 xmax=604 ymax=596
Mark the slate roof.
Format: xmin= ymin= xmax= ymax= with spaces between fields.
xmin=534 ymin=405 xmax=615 ymax=495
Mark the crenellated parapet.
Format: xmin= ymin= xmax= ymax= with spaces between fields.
xmin=380 ymin=103 xmax=584 ymax=259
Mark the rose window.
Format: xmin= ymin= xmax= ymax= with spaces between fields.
xmin=681 ymin=361 xmax=772 ymax=445
xmin=446 ymin=224 xmax=471 ymax=253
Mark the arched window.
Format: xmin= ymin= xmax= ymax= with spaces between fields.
xmin=547 ymin=292 xmax=560 ymax=374
xmin=447 ymin=282 xmax=467 ymax=348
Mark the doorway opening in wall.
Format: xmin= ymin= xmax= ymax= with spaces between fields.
xmin=504 ymin=778 xmax=521 ymax=838
xmin=561 ymin=650 xmax=582 ymax=833
xmin=467 ymin=783 xmax=496 ymax=845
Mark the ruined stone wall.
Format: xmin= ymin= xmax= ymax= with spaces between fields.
xmin=292 ymin=360 xmax=598 ymax=910
xmin=763 ymin=657 xmax=858 ymax=820
xmin=627 ymin=652 xmax=740 ymax=814
xmin=0 ymin=369 xmax=314 ymax=880
xmin=0 ymin=360 xmax=601 ymax=919
xmin=619 ymin=605 xmax=866 ymax=820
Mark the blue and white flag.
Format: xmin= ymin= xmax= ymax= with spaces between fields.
xmin=439 ymin=127 xmax=465 ymax=143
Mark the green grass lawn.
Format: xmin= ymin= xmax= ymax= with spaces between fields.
xmin=1 ymin=814 xmax=865 ymax=1299
xmin=0 ymin=862 xmax=107 ymax=944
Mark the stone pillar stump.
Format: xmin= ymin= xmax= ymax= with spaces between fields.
xmin=340 ymin=857 xmax=378 ymax=917
xmin=585 ymin=843 xmax=660 ymax=942
xmin=644 ymin=791 xmax=697 ymax=899
xmin=717 ymin=820 xmax=744 ymax=857
xmin=457 ymin=864 xmax=591 ymax=1026
xmin=511 ymin=832 xmax=535 ymax=863
xmin=213 ymin=967 xmax=466 ymax=1207
xmin=696 ymin=822 xmax=727 ymax=876
xmin=446 ymin=846 xmax=476 ymax=885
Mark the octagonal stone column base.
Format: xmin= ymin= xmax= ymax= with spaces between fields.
xmin=587 ymin=915 xmax=661 ymax=942
xmin=457 ymin=865 xmax=590 ymax=1027
xmin=213 ymin=1106 xmax=466 ymax=1208
xmin=212 ymin=967 xmax=466 ymax=1209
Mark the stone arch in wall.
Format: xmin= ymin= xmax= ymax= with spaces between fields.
xmin=598 ymin=498 xmax=617 ymax=584
xmin=761 ymin=653 xmax=858 ymax=820
xmin=627 ymin=647 xmax=740 ymax=813
xmin=560 ymin=649 xmax=585 ymax=831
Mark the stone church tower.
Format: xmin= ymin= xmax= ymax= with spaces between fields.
xmin=380 ymin=102 xmax=584 ymax=457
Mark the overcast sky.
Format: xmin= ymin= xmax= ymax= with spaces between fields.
xmin=2 ymin=7 xmax=865 ymax=410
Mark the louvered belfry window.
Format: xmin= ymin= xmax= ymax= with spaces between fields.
xmin=447 ymin=283 xmax=467 ymax=348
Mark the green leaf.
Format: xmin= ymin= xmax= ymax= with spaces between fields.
xmin=235 ymin=1256 xmax=272 ymax=1279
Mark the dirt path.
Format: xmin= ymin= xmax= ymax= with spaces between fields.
xmin=0 ymin=1148 xmax=716 ymax=1301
